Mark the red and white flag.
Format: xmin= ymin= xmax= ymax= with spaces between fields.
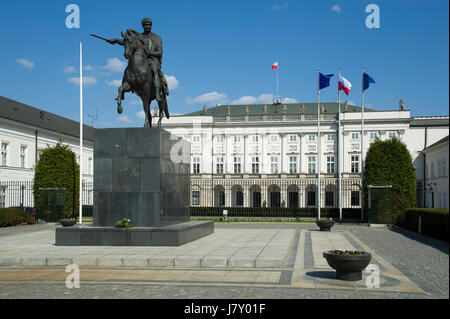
xmin=272 ymin=62 xmax=278 ymax=70
xmin=338 ymin=74 xmax=352 ymax=95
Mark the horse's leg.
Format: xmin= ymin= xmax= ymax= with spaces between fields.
xmin=142 ymin=95 xmax=151 ymax=128
xmin=116 ymin=82 xmax=131 ymax=114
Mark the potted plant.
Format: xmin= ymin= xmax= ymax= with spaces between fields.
xmin=323 ymin=249 xmax=372 ymax=281
xmin=115 ymin=218 xmax=132 ymax=228
xmin=316 ymin=217 xmax=335 ymax=231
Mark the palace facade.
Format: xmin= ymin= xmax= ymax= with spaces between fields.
xmin=155 ymin=101 xmax=449 ymax=209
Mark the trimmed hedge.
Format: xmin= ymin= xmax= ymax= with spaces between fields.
xmin=190 ymin=207 xmax=362 ymax=220
xmin=402 ymin=208 xmax=449 ymax=241
xmin=0 ymin=208 xmax=36 ymax=227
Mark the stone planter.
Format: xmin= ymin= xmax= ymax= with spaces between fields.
xmin=59 ymin=218 xmax=77 ymax=227
xmin=316 ymin=219 xmax=335 ymax=231
xmin=323 ymin=251 xmax=372 ymax=281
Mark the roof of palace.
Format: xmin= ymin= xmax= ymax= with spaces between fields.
xmin=184 ymin=102 xmax=379 ymax=117
xmin=0 ymin=96 xmax=94 ymax=141
xmin=424 ymin=135 xmax=449 ymax=151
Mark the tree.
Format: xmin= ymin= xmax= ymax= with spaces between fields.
xmin=364 ymin=137 xmax=416 ymax=224
xmin=33 ymin=141 xmax=79 ymax=220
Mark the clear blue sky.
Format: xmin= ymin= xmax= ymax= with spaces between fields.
xmin=1 ymin=0 xmax=448 ymax=128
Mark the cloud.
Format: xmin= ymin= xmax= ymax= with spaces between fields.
xmin=16 ymin=58 xmax=35 ymax=69
xmin=136 ymin=111 xmax=146 ymax=119
xmin=186 ymin=92 xmax=228 ymax=105
xmin=64 ymin=66 xmax=76 ymax=74
xmin=68 ymin=76 xmax=97 ymax=87
xmin=230 ymin=94 xmax=296 ymax=105
xmin=103 ymin=58 xmax=126 ymax=72
xmin=272 ymin=3 xmax=289 ymax=10
xmin=331 ymin=4 xmax=341 ymax=13
xmin=283 ymin=97 xmax=298 ymax=103
xmin=165 ymin=75 xmax=179 ymax=90
xmin=105 ymin=79 xmax=122 ymax=87
xmin=117 ymin=115 xmax=133 ymax=123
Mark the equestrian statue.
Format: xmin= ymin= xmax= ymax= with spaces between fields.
xmin=91 ymin=17 xmax=170 ymax=127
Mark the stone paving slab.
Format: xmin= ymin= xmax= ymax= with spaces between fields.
xmin=0 ymin=227 xmax=297 ymax=269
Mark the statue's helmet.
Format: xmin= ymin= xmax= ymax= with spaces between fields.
xmin=142 ymin=17 xmax=153 ymax=26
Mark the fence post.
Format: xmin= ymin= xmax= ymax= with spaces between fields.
xmin=418 ymin=215 xmax=422 ymax=234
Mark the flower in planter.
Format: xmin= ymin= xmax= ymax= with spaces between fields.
xmin=327 ymin=249 xmax=366 ymax=255
xmin=115 ymin=218 xmax=132 ymax=228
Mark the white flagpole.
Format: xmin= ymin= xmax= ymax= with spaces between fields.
xmin=276 ymin=63 xmax=279 ymax=103
xmin=79 ymin=41 xmax=83 ymax=225
xmin=317 ymin=70 xmax=321 ymax=219
xmin=361 ymin=67 xmax=365 ymax=222
xmin=338 ymin=68 xmax=342 ymax=221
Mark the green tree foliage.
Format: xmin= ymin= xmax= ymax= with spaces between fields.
xmin=364 ymin=137 xmax=416 ymax=224
xmin=33 ymin=141 xmax=79 ymax=219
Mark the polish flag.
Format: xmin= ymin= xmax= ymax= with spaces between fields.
xmin=272 ymin=62 xmax=278 ymax=70
xmin=338 ymin=74 xmax=352 ymax=95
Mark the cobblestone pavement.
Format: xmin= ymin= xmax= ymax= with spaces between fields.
xmin=0 ymin=223 xmax=447 ymax=299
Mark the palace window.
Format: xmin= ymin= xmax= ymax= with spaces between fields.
xmin=216 ymin=157 xmax=224 ymax=174
xmin=252 ymin=157 xmax=259 ymax=174
xmin=216 ymin=135 xmax=224 ymax=143
xmin=351 ymin=155 xmax=360 ymax=173
xmin=327 ymin=134 xmax=335 ymax=141
xmin=327 ymin=156 xmax=335 ymax=174
xmin=234 ymin=157 xmax=241 ymax=174
xmin=308 ymin=156 xmax=316 ymax=174
xmin=233 ymin=136 xmax=241 ymax=143
xmin=438 ymin=160 xmax=442 ymax=177
xmin=351 ymin=191 xmax=360 ymax=206
xmin=308 ymin=134 xmax=316 ymax=142
xmin=431 ymin=162 xmax=435 ymax=178
xmin=270 ymin=135 xmax=278 ymax=143
xmin=192 ymin=135 xmax=201 ymax=143
xmin=88 ymin=157 xmax=93 ymax=175
xmin=270 ymin=156 xmax=279 ymax=174
xmin=351 ymin=132 xmax=360 ymax=140
xmin=192 ymin=157 xmax=200 ymax=174
xmin=289 ymin=156 xmax=297 ymax=174
xmin=20 ymin=146 xmax=27 ymax=168
xmin=289 ymin=135 xmax=297 ymax=142
xmin=192 ymin=191 xmax=200 ymax=206
xmin=388 ymin=132 xmax=397 ymax=139
xmin=369 ymin=132 xmax=379 ymax=140
xmin=325 ymin=191 xmax=334 ymax=207
xmin=252 ymin=135 xmax=259 ymax=143
xmin=1 ymin=143 xmax=8 ymax=166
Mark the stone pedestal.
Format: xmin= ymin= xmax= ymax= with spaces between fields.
xmin=56 ymin=127 xmax=214 ymax=246
xmin=93 ymin=128 xmax=190 ymax=227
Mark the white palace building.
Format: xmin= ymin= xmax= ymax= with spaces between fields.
xmin=0 ymin=95 xmax=449 ymax=210
xmin=155 ymin=101 xmax=449 ymax=210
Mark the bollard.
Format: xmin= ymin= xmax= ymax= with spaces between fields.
xmin=418 ymin=215 xmax=422 ymax=234
xmin=223 ymin=210 xmax=228 ymax=222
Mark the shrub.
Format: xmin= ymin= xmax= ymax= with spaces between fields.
xmin=402 ymin=208 xmax=449 ymax=241
xmin=0 ymin=208 xmax=36 ymax=227
xmin=364 ymin=138 xmax=416 ymax=225
xmin=33 ymin=141 xmax=79 ymax=220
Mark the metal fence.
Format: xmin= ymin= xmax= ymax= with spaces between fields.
xmin=0 ymin=181 xmax=93 ymax=216
xmin=190 ymin=207 xmax=362 ymax=221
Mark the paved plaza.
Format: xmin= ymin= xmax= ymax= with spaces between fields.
xmin=0 ymin=223 xmax=448 ymax=299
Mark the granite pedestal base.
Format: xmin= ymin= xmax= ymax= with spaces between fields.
xmin=55 ymin=221 xmax=214 ymax=246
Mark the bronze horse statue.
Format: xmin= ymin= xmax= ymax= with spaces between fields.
xmin=115 ymin=29 xmax=170 ymax=127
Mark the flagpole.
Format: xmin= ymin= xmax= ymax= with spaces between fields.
xmin=317 ymin=70 xmax=321 ymax=220
xmin=338 ymin=68 xmax=342 ymax=221
xmin=276 ymin=64 xmax=279 ymax=103
xmin=361 ymin=67 xmax=365 ymax=222
xmin=79 ymin=41 xmax=83 ymax=225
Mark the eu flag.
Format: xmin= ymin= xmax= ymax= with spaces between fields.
xmin=319 ymin=73 xmax=334 ymax=90
xmin=363 ymin=73 xmax=375 ymax=91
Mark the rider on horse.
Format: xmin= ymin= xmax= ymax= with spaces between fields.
xmin=108 ymin=17 xmax=168 ymax=102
